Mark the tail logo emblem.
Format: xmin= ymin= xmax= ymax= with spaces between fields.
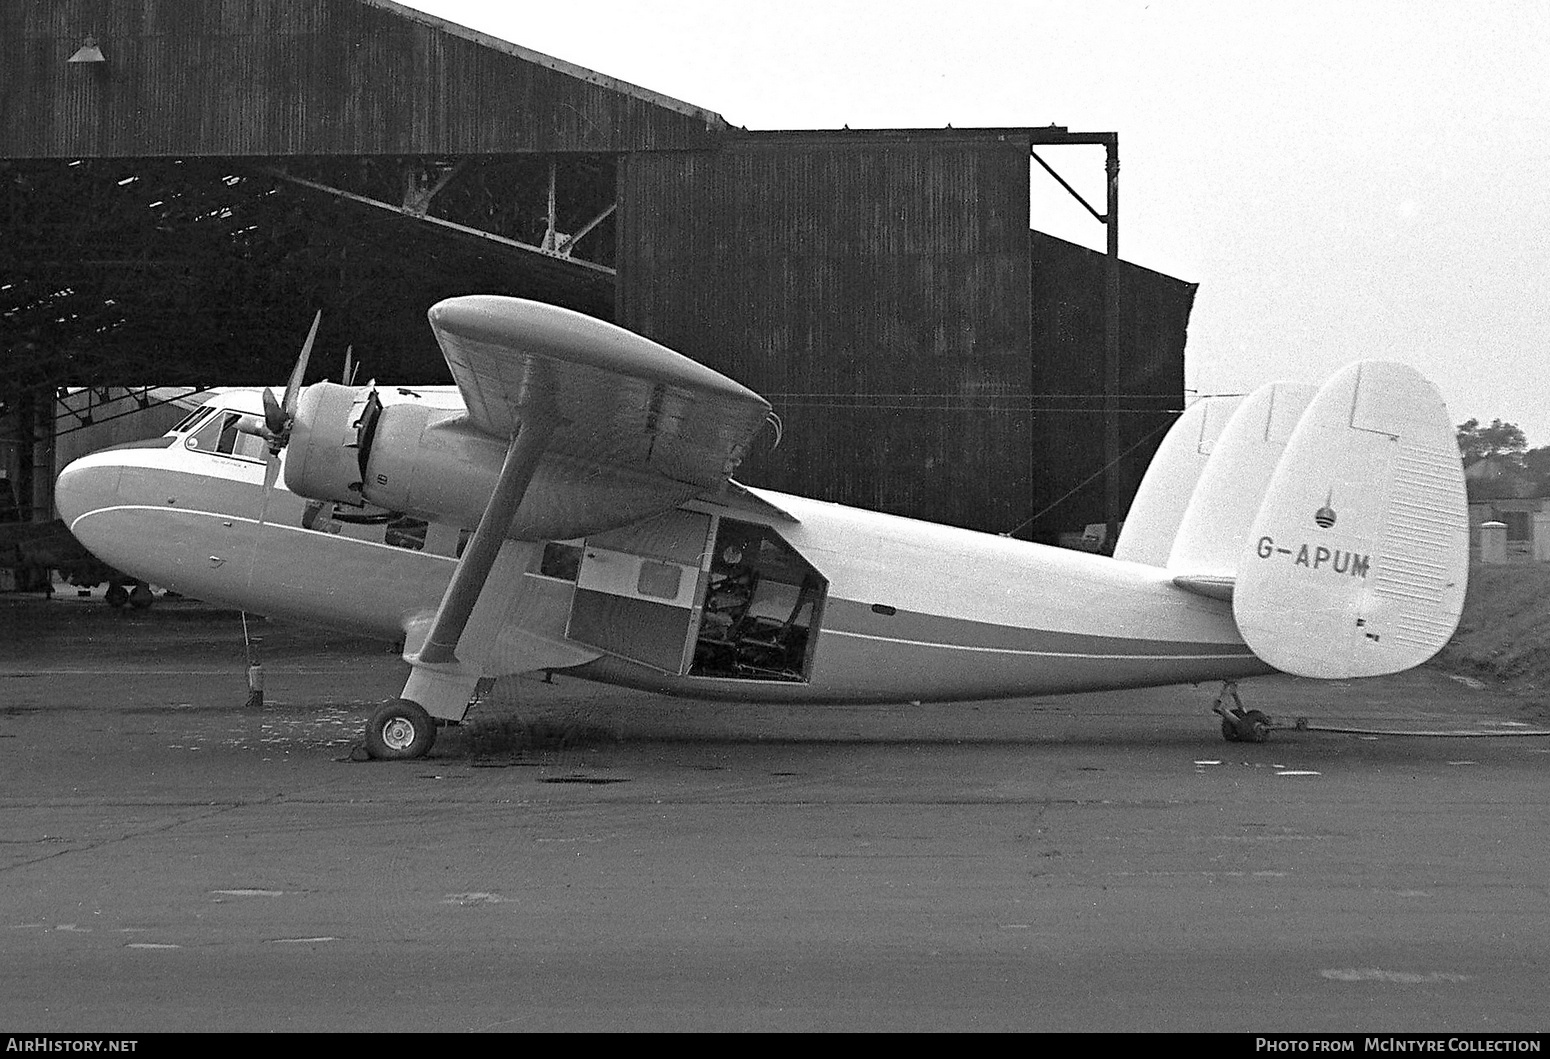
xmin=1314 ymin=491 xmax=1337 ymax=529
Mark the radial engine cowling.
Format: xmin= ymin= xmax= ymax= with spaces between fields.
xmin=283 ymin=381 xmax=376 ymax=506
xmin=284 ymin=383 xmax=697 ymax=541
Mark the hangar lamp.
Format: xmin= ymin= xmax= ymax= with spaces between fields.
xmin=67 ymin=37 xmax=106 ymax=63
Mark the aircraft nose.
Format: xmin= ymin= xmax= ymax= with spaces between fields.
xmin=55 ymin=451 xmax=123 ymax=530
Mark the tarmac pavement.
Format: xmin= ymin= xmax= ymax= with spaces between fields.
xmin=1 ymin=594 xmax=1547 ymax=1032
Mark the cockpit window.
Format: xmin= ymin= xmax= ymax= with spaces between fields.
xmin=170 ymin=405 xmax=216 ymax=434
xmin=184 ymin=410 xmax=267 ymax=463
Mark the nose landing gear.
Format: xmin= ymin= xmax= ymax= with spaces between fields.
xmin=1212 ymin=681 xmax=1273 ymax=743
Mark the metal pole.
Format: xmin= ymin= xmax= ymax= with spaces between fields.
xmin=32 ymin=389 xmax=56 ymax=522
xmin=1103 ymin=137 xmax=1121 ymax=552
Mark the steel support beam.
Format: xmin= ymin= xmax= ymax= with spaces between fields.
xmin=268 ymin=168 xmax=616 ymax=278
xmin=1028 ymin=129 xmax=1122 ymax=550
xmin=1103 ymin=137 xmax=1121 ymax=551
xmin=31 ymin=389 xmax=54 ymax=521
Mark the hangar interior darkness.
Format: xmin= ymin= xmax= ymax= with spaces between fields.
xmin=1 ymin=0 xmax=1195 ymax=568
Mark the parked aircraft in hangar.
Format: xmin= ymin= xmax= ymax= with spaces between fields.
xmin=53 ymin=297 xmax=1469 ymax=759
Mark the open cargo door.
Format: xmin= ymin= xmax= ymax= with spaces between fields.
xmin=566 ymin=509 xmax=713 ymax=673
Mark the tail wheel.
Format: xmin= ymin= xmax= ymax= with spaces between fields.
xmin=1220 ymin=709 xmax=1272 ymax=744
xmin=365 ymin=698 xmax=438 ymax=760
xmin=1221 ymin=707 xmax=1271 ymax=741
xmin=1241 ymin=710 xmax=1272 ymax=743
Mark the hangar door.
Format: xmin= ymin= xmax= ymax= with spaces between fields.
xmin=566 ymin=509 xmax=713 ymax=673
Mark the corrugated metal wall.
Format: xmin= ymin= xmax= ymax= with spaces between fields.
xmin=0 ymin=0 xmax=722 ymax=157
xmin=617 ymin=132 xmax=1037 ymax=534
xmin=1027 ymin=232 xmax=1195 ymax=542
xmin=618 ymin=133 xmax=1192 ymax=540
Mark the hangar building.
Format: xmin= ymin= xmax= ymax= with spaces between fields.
xmin=1 ymin=0 xmax=1194 ymax=567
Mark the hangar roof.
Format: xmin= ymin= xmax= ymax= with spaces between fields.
xmin=0 ymin=0 xmax=727 ymax=159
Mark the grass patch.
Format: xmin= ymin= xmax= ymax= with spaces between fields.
xmin=1431 ymin=562 xmax=1550 ymax=701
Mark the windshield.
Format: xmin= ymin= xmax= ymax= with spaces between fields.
xmin=169 ymin=405 xmax=217 ymax=434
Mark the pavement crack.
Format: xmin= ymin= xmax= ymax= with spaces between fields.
xmin=0 ymin=794 xmax=286 ymax=874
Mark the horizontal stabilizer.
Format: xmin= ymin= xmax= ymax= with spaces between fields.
xmin=1231 ymin=362 xmax=1468 ymax=679
xmin=1171 ymin=574 xmax=1234 ymax=601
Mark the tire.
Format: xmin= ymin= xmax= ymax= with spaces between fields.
xmin=364 ymin=699 xmax=438 ymax=760
xmin=128 ymin=584 xmax=154 ymax=610
xmin=1220 ymin=717 xmax=1241 ymax=743
xmin=105 ymin=584 xmax=129 ymax=608
xmin=1242 ymin=710 xmax=1272 ymax=743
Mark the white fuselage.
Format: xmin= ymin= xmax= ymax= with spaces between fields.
xmin=54 ymin=390 xmax=1273 ymax=704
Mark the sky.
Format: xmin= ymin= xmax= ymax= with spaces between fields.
xmin=402 ymin=0 xmax=1550 ymax=446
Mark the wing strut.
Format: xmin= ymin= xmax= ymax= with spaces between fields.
xmin=414 ymin=411 xmax=561 ymax=668
xmin=391 ymin=411 xmax=562 ymax=730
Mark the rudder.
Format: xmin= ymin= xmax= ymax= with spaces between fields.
xmin=1232 ymin=361 xmax=1468 ymax=678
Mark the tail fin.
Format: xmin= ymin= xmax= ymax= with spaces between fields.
xmin=1113 ymin=395 xmax=1242 ymax=566
xmin=1231 ymin=362 xmax=1468 ymax=678
xmin=1167 ymin=381 xmax=1317 ymax=581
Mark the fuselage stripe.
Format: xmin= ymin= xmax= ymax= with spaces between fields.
xmin=825 ymin=628 xmax=1256 ymax=661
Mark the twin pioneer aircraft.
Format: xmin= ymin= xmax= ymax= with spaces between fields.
xmin=54 ymin=297 xmax=1470 ymax=759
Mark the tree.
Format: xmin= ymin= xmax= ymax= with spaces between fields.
xmin=1523 ymin=446 xmax=1550 ymax=496
xmin=1456 ymin=418 xmax=1527 ymax=467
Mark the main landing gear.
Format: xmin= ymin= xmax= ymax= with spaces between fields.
xmin=105 ymin=582 xmax=155 ymax=610
xmin=1212 ymin=681 xmax=1273 ymax=743
xmin=364 ymin=698 xmax=438 ymax=760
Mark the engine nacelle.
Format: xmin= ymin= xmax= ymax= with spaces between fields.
xmin=284 ymin=381 xmax=374 ymax=506
xmin=359 ymin=399 xmax=506 ymax=528
xmin=285 ymin=382 xmax=698 ymax=540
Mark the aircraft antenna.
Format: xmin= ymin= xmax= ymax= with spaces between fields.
xmin=999 ymin=416 xmax=1174 ymax=540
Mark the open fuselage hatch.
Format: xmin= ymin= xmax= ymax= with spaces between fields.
xmin=561 ymin=511 xmax=827 ymax=683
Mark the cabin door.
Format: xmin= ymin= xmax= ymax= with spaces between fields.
xmin=565 ymin=509 xmax=713 ymax=674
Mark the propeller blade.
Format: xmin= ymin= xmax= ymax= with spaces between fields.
xmin=261 ymin=449 xmax=281 ymax=497
xmin=342 ymin=345 xmax=355 ymax=387
xmin=247 ymin=451 xmax=282 ymax=587
xmin=261 ymin=387 xmax=285 ymax=437
xmin=284 ymin=310 xmax=322 ymax=418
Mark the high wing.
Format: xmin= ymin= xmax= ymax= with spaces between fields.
xmin=428 ymin=296 xmax=772 ymax=493
xmin=380 ymin=297 xmax=779 ymax=716
xmin=272 ymin=297 xmax=788 ymax=733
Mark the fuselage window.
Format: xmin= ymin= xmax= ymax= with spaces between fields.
xmin=536 ymin=541 xmax=583 ymax=581
xmin=636 ymin=560 xmax=684 ymax=601
xmin=184 ymin=410 xmax=266 ymax=463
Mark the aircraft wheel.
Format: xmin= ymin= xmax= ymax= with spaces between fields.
xmin=1238 ymin=710 xmax=1272 ymax=743
xmin=365 ymin=699 xmax=438 ymax=760
xmin=105 ymin=584 xmax=129 ymax=608
xmin=128 ymin=584 xmax=154 ymax=610
xmin=1221 ymin=709 xmax=1272 ymax=743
